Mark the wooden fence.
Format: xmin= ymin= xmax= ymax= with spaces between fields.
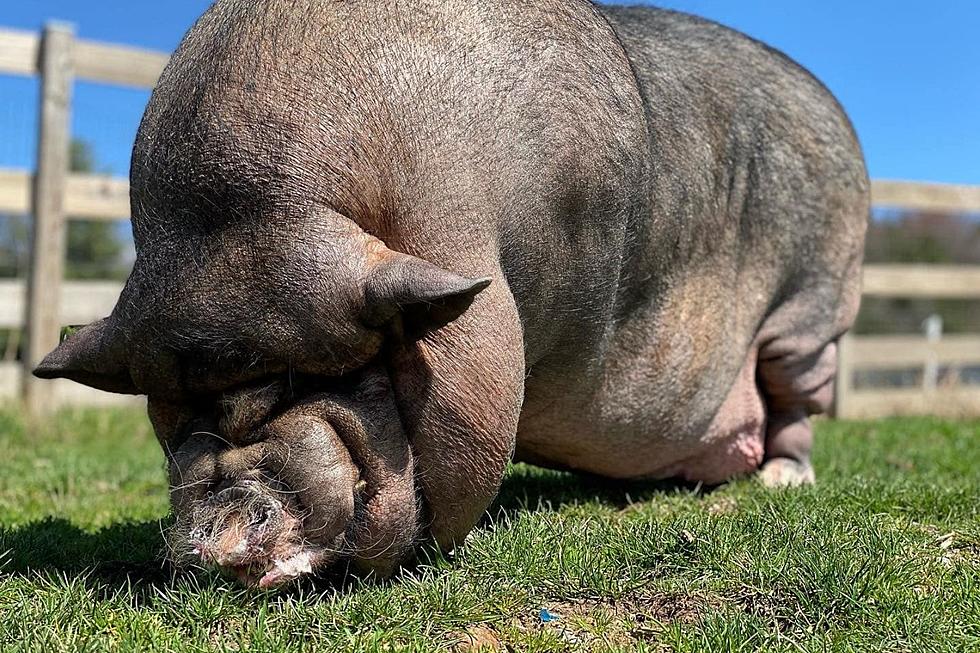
xmin=835 ymin=267 xmax=980 ymax=418
xmin=1 ymin=23 xmax=979 ymax=416
xmin=0 ymin=23 xmax=167 ymax=411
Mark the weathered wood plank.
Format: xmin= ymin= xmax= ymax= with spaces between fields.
xmin=1 ymin=27 xmax=168 ymax=87
xmin=863 ymin=265 xmax=980 ymax=299
xmin=841 ymin=387 xmax=980 ymax=419
xmin=0 ymin=362 xmax=18 ymax=399
xmin=872 ymin=180 xmax=980 ymax=214
xmin=849 ymin=335 xmax=980 ymax=368
xmin=833 ymin=333 xmax=854 ymax=419
xmin=0 ymin=27 xmax=39 ymax=76
xmin=0 ymin=280 xmax=23 ymax=327
xmin=0 ymin=279 xmax=123 ymax=328
xmin=0 ymin=170 xmax=130 ymax=219
xmin=65 ymin=174 xmax=130 ymax=219
xmin=0 ymin=169 xmax=31 ymax=213
xmin=23 ymin=23 xmax=74 ymax=414
xmin=73 ymin=38 xmax=168 ymax=88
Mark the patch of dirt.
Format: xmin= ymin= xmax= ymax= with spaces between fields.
xmin=729 ymin=586 xmax=806 ymax=632
xmin=884 ymin=456 xmax=915 ymax=472
xmin=898 ymin=521 xmax=979 ymax=570
xmin=633 ymin=592 xmax=720 ymax=624
xmin=208 ymin=621 xmax=243 ymax=652
xmin=450 ymin=625 xmax=504 ymax=652
xmin=450 ymin=587 xmax=813 ymax=650
xmin=472 ymin=591 xmax=726 ymax=650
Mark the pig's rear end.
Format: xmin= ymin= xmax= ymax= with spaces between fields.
xmin=515 ymin=6 xmax=868 ymax=485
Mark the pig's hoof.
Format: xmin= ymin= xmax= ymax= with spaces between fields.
xmin=757 ymin=457 xmax=815 ymax=488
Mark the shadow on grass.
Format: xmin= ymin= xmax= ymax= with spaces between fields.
xmin=0 ymin=517 xmax=374 ymax=598
xmin=490 ymin=464 xmax=708 ymax=517
xmin=0 ymin=467 xmax=709 ymax=594
xmin=0 ymin=517 xmax=172 ymax=583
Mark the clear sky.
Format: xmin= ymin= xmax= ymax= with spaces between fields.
xmin=0 ymin=1 xmax=978 ymax=184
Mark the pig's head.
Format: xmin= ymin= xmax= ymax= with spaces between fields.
xmin=33 ymin=216 xmax=488 ymax=586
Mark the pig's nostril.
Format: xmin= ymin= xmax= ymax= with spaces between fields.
xmin=247 ymin=499 xmax=283 ymax=532
xmin=249 ymin=504 xmax=272 ymax=529
xmin=202 ymin=481 xmax=284 ymax=538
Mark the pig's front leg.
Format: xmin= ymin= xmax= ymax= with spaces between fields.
xmin=390 ymin=279 xmax=525 ymax=551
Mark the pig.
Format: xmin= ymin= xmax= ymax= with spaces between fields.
xmin=34 ymin=0 xmax=867 ymax=587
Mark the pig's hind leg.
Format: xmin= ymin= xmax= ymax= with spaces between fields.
xmin=755 ymin=325 xmax=841 ymax=487
xmin=754 ymin=244 xmax=863 ymax=487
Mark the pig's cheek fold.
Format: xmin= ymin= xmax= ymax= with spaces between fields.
xmin=353 ymin=483 xmax=419 ymax=576
xmin=168 ymin=436 xmax=222 ymax=513
xmin=216 ymin=443 xmax=268 ymax=480
xmin=264 ymin=428 xmax=358 ymax=545
xmin=343 ymin=423 xmax=418 ymax=573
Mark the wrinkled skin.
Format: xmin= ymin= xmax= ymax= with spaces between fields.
xmin=163 ymin=367 xmax=417 ymax=583
xmin=34 ymin=1 xmax=867 ymax=587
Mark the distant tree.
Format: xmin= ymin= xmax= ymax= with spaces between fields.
xmin=65 ymin=140 xmax=128 ymax=280
xmin=0 ymin=212 xmax=28 ymax=278
xmin=864 ymin=210 xmax=980 ymax=266
xmin=0 ymin=139 xmax=129 ymax=280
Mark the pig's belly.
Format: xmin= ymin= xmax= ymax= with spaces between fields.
xmin=515 ymin=347 xmax=765 ymax=484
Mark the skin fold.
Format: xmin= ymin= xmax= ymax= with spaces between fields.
xmin=161 ymin=367 xmax=417 ymax=583
xmin=33 ymin=0 xmax=867 ymax=586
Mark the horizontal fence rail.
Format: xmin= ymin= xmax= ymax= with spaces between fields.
xmin=836 ymin=275 xmax=980 ymax=418
xmin=0 ymin=24 xmax=979 ymax=416
xmin=871 ymin=180 xmax=980 ymax=214
xmin=834 ymin=385 xmax=980 ymax=420
xmin=0 ymin=169 xmax=130 ymax=220
xmin=0 ymin=279 xmax=123 ymax=327
xmin=862 ymin=265 xmax=980 ymax=299
xmin=0 ymin=26 xmax=169 ymax=87
xmin=847 ymin=334 xmax=980 ymax=369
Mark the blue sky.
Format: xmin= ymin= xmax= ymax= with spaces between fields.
xmin=0 ymin=1 xmax=978 ymax=184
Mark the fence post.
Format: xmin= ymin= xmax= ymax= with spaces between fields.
xmin=22 ymin=22 xmax=74 ymax=414
xmin=922 ymin=314 xmax=942 ymax=392
xmin=833 ymin=332 xmax=855 ymax=419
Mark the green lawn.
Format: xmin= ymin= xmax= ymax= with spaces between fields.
xmin=0 ymin=408 xmax=977 ymax=652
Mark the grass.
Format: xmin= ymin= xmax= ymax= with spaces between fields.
xmin=0 ymin=408 xmax=977 ymax=652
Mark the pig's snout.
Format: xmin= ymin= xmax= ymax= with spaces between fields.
xmin=175 ymin=413 xmax=360 ymax=587
xmin=167 ymin=386 xmax=413 ymax=587
xmin=187 ymin=479 xmax=322 ymax=587
xmin=209 ymin=482 xmax=284 ymax=537
xmin=190 ymin=480 xmax=292 ymax=569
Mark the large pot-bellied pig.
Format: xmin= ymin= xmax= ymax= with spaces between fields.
xmin=36 ymin=0 xmax=867 ymax=587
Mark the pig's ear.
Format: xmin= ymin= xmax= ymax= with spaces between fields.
xmin=363 ymin=253 xmax=491 ymax=334
xmin=32 ymin=318 xmax=139 ymax=394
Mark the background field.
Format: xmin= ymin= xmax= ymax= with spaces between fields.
xmin=0 ymin=409 xmax=976 ymax=652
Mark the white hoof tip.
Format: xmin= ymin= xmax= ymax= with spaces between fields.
xmin=757 ymin=458 xmax=815 ymax=488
